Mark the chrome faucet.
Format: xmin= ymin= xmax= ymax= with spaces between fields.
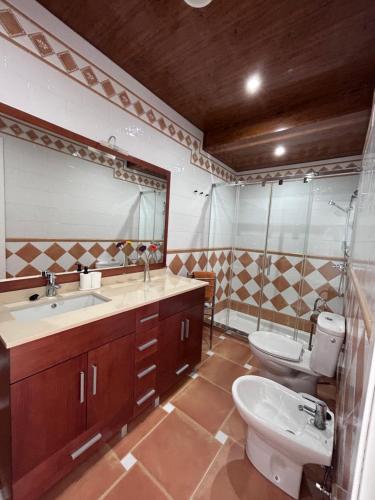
xmin=42 ymin=271 xmax=61 ymax=297
xmin=298 ymin=393 xmax=328 ymax=430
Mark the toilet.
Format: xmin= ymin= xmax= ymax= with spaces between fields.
xmin=248 ymin=312 xmax=345 ymax=394
xmin=232 ymin=375 xmax=334 ymax=499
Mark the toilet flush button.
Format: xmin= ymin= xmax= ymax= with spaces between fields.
xmin=330 ymin=338 xmax=336 ymax=343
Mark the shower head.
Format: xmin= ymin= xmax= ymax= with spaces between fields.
xmin=328 ymin=200 xmax=348 ymax=213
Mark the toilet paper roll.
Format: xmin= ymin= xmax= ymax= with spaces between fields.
xmin=79 ymin=273 xmax=92 ymax=291
xmin=91 ymin=271 xmax=102 ymax=289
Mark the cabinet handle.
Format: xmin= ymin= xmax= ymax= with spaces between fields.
xmin=71 ymin=433 xmax=102 ymax=460
xmin=140 ymin=312 xmax=159 ymax=323
xmin=176 ymin=363 xmax=189 ymax=376
xmin=185 ymin=319 xmax=190 ymax=339
xmin=180 ymin=320 xmax=185 ymax=341
xmin=138 ymin=338 xmax=158 ymax=351
xmin=79 ymin=371 xmax=85 ymax=404
xmin=136 ymin=389 xmax=156 ymax=406
xmin=137 ymin=364 xmax=157 ymax=379
xmin=92 ymin=364 xmax=97 ymax=396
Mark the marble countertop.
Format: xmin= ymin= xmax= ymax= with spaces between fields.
xmin=0 ymin=270 xmax=207 ymax=349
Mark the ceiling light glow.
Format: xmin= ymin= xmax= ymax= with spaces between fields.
xmin=184 ymin=0 xmax=213 ymax=7
xmin=245 ymin=73 xmax=262 ymax=94
xmin=274 ymin=145 xmax=286 ymax=157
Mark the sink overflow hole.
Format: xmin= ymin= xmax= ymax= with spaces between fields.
xmin=51 ymin=303 xmax=57 ymax=309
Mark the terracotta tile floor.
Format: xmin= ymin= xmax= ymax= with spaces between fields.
xmin=44 ymin=328 xmax=334 ymax=499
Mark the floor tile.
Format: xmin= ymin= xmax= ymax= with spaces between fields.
xmin=221 ymin=408 xmax=247 ymax=446
xmin=133 ymin=409 xmax=220 ymax=499
xmin=172 ymin=377 xmax=234 ymax=434
xmin=214 ymin=338 xmax=252 ymax=365
xmin=111 ymin=407 xmax=166 ymax=460
xmin=198 ymin=355 xmax=249 ymax=392
xmin=192 ymin=440 xmax=291 ymax=500
xmin=42 ymin=445 xmax=124 ymax=500
xmin=120 ymin=452 xmax=137 ymax=471
xmin=104 ymin=463 xmax=169 ymax=500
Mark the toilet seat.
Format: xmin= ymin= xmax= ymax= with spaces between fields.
xmin=249 ymin=331 xmax=303 ymax=362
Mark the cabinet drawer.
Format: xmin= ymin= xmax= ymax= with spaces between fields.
xmin=136 ymin=303 xmax=159 ymax=332
xmin=135 ymin=326 xmax=159 ymax=362
xmin=133 ymin=387 xmax=157 ymax=416
xmin=135 ymin=362 xmax=157 ymax=398
xmin=159 ymin=287 xmax=205 ymax=319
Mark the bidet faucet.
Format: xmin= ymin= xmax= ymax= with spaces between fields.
xmin=42 ymin=271 xmax=61 ymax=297
xmin=298 ymin=393 xmax=328 ymax=430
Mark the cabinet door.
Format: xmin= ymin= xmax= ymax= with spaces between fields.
xmin=11 ymin=354 xmax=87 ymax=480
xmin=87 ymin=334 xmax=134 ymax=429
xmin=157 ymin=312 xmax=183 ymax=394
xmin=183 ymin=303 xmax=204 ymax=367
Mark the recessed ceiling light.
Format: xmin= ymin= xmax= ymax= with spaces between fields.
xmin=245 ymin=73 xmax=262 ymax=94
xmin=184 ymin=0 xmax=213 ymax=7
xmin=274 ymin=145 xmax=286 ymax=157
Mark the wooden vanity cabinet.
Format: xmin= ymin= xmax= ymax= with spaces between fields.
xmin=158 ymin=289 xmax=205 ymax=394
xmin=1 ymin=286 xmax=205 ymax=500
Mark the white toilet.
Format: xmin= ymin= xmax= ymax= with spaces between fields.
xmin=232 ymin=375 xmax=334 ymax=499
xmin=248 ymin=312 xmax=345 ymax=394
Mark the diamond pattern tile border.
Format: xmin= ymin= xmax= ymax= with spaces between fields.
xmin=6 ymin=240 xmax=163 ymax=277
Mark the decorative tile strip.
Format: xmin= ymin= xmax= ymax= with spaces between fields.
xmin=237 ymin=159 xmax=361 ymax=182
xmin=0 ymin=1 xmax=236 ymax=183
xmin=5 ymin=239 xmax=163 ymax=277
xmin=0 ymin=113 xmax=167 ymax=190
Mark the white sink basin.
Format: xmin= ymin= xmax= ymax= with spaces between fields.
xmin=10 ymin=293 xmax=111 ymax=322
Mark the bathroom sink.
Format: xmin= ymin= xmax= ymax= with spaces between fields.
xmin=9 ymin=293 xmax=111 ymax=322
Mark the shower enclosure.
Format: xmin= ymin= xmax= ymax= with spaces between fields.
xmin=208 ymin=172 xmax=359 ymax=341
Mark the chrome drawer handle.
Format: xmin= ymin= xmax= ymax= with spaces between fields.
xmin=140 ymin=312 xmax=159 ymax=323
xmin=138 ymin=338 xmax=158 ymax=351
xmin=79 ymin=371 xmax=85 ymax=404
xmin=136 ymin=389 xmax=156 ymax=406
xmin=137 ymin=364 xmax=157 ymax=379
xmin=71 ymin=433 xmax=102 ymax=460
xmin=176 ymin=363 xmax=189 ymax=376
xmin=185 ymin=319 xmax=190 ymax=339
xmin=180 ymin=320 xmax=185 ymax=341
xmin=92 ymin=364 xmax=97 ymax=396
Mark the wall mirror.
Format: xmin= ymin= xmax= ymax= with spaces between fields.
xmin=0 ymin=104 xmax=170 ymax=288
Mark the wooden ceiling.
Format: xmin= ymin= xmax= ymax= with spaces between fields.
xmin=38 ymin=0 xmax=375 ymax=172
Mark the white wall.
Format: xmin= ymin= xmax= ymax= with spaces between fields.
xmin=0 ymin=0 xmax=231 ymax=252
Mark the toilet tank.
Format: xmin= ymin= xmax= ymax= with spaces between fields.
xmin=310 ymin=312 xmax=345 ymax=377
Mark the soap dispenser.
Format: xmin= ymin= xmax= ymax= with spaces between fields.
xmin=79 ymin=266 xmax=91 ymax=291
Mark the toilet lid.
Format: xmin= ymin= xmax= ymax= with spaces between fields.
xmin=249 ymin=331 xmax=303 ymax=362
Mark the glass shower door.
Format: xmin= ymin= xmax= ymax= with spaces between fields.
xmin=227 ymin=183 xmax=272 ymax=334
xmin=258 ymin=179 xmax=313 ymax=338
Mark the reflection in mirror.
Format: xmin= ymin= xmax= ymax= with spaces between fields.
xmin=0 ymin=112 xmax=168 ymax=279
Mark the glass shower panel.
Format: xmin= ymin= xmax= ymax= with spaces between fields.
xmin=297 ymin=174 xmax=360 ymax=327
xmin=227 ymin=183 xmax=272 ymax=335
xmin=207 ymin=183 xmax=237 ymax=330
xmin=258 ymin=180 xmax=312 ymax=336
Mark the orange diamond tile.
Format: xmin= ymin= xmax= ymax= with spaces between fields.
xmin=209 ymin=253 xmax=218 ymax=268
xmin=236 ymin=286 xmax=250 ymax=301
xmin=274 ymin=256 xmax=293 ymax=273
xmin=271 ymin=294 xmax=288 ymax=311
xmin=44 ymin=243 xmax=65 ymax=261
xmin=89 ymin=243 xmax=105 ymax=259
xmin=0 ymin=9 xmax=25 ymax=37
xmin=272 ymin=275 xmax=290 ymax=292
xmin=185 ymin=254 xmax=197 ymax=273
xmin=198 ymin=253 xmax=208 ymax=270
xmin=57 ymin=51 xmax=78 ymax=72
xmin=16 ymin=243 xmax=41 ymax=262
xmin=238 ymin=252 xmax=252 ymax=267
xmin=17 ymin=265 xmax=40 ymax=277
xmin=169 ymin=255 xmax=183 ymax=275
xmin=318 ymin=261 xmax=341 ymax=281
xmin=237 ymin=269 xmax=251 ymax=284
xmin=68 ymin=243 xmax=86 ymax=260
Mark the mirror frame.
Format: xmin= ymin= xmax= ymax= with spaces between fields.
xmin=0 ymin=102 xmax=170 ymax=292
